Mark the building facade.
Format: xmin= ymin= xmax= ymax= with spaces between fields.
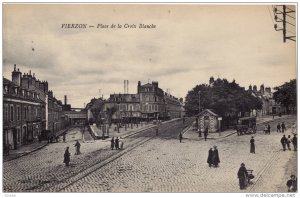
xmin=86 ymin=81 xmax=184 ymax=126
xmin=3 ymin=64 xmax=66 ymax=149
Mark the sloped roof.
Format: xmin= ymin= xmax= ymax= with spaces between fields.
xmin=195 ymin=109 xmax=219 ymax=117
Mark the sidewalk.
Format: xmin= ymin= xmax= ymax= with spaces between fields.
xmin=3 ymin=127 xmax=73 ymax=162
xmin=3 ymin=141 xmax=48 ymax=162
xmin=183 ymin=126 xmax=237 ymax=141
xmin=3 ymin=120 xmax=177 ymax=161
xmin=99 ymin=122 xmax=157 ymax=142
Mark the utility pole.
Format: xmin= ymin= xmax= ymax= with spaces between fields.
xmin=274 ymin=5 xmax=296 ymax=43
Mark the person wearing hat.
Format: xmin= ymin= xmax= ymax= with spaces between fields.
xmin=237 ymin=163 xmax=248 ymax=190
xmin=212 ymin=145 xmax=220 ymax=167
xmin=250 ymin=136 xmax=255 ymax=154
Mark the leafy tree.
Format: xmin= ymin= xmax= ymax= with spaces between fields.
xmin=273 ymin=79 xmax=296 ymax=114
xmin=185 ymin=78 xmax=262 ymax=121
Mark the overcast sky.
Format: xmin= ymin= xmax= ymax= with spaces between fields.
xmin=2 ymin=4 xmax=296 ymax=108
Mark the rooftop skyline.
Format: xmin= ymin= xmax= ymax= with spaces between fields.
xmin=3 ymin=4 xmax=296 ymax=108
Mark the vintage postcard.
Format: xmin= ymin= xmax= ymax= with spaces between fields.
xmin=2 ymin=3 xmax=297 ymax=197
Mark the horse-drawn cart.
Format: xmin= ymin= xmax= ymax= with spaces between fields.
xmin=236 ymin=117 xmax=257 ymax=136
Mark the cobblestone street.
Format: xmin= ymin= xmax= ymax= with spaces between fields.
xmin=3 ymin=116 xmax=297 ymax=193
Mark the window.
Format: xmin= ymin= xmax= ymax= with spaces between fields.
xmin=10 ymin=105 xmax=14 ymax=121
xmin=4 ymin=104 xmax=8 ymax=121
xmin=28 ymin=106 xmax=31 ymax=120
xmin=17 ymin=128 xmax=21 ymax=143
xmin=35 ymin=107 xmax=38 ymax=118
xmin=17 ymin=106 xmax=20 ymax=121
xmin=4 ymin=86 xmax=8 ymax=94
xmin=24 ymin=106 xmax=27 ymax=119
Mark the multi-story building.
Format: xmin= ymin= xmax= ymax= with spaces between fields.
xmin=3 ymin=64 xmax=66 ymax=149
xmin=248 ymin=84 xmax=282 ymax=116
xmin=3 ymin=65 xmax=46 ymax=149
xmin=86 ymin=81 xmax=184 ymax=125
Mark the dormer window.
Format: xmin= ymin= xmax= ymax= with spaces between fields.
xmin=4 ymin=86 xmax=8 ymax=94
xmin=22 ymin=90 xmax=25 ymax=96
xmin=14 ymin=88 xmax=18 ymax=95
xmin=37 ymin=94 xmax=40 ymax=99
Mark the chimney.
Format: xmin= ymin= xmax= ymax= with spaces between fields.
xmin=127 ymin=80 xmax=129 ymax=94
xmin=137 ymin=81 xmax=141 ymax=93
xmin=124 ymin=80 xmax=126 ymax=94
xmin=253 ymin=85 xmax=257 ymax=92
xmin=21 ymin=73 xmax=29 ymax=89
xmin=249 ymin=85 xmax=252 ymax=91
xmin=12 ymin=64 xmax=22 ymax=86
xmin=64 ymin=95 xmax=67 ymax=105
xmin=209 ymin=77 xmax=214 ymax=85
xmin=260 ymin=84 xmax=264 ymax=94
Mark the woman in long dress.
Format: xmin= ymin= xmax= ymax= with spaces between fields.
xmin=250 ymin=136 xmax=255 ymax=154
xmin=212 ymin=146 xmax=220 ymax=167
xmin=207 ymin=148 xmax=213 ymax=167
xmin=63 ymin=147 xmax=71 ymax=166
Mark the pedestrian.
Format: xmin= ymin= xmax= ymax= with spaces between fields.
xmin=250 ymin=136 xmax=255 ymax=154
xmin=267 ymin=124 xmax=271 ymax=134
xmin=264 ymin=125 xmax=268 ymax=134
xmin=74 ymin=140 xmax=81 ymax=155
xmin=281 ymin=135 xmax=288 ymax=151
xmin=115 ymin=137 xmax=119 ymax=150
xmin=292 ymin=134 xmax=297 ymax=151
xmin=281 ymin=122 xmax=286 ymax=133
xmin=207 ymin=148 xmax=213 ymax=167
xmin=286 ymin=175 xmax=297 ymax=192
xmin=287 ymin=135 xmax=292 ymax=151
xmin=179 ymin=132 xmax=183 ymax=143
xmin=119 ymin=140 xmax=124 ymax=150
xmin=237 ymin=163 xmax=248 ymax=190
xmin=111 ymin=137 xmax=115 ymax=150
xmin=277 ymin=123 xmax=281 ymax=133
xmin=63 ymin=133 xmax=66 ymax=142
xmin=63 ymin=147 xmax=71 ymax=166
xmin=212 ymin=145 xmax=220 ymax=167
xmin=204 ymin=127 xmax=208 ymax=141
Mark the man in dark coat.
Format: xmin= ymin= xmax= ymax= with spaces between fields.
xmin=267 ymin=124 xmax=271 ymax=134
xmin=207 ymin=148 xmax=213 ymax=167
xmin=292 ymin=134 xmax=297 ymax=151
xmin=281 ymin=122 xmax=286 ymax=133
xmin=281 ymin=135 xmax=288 ymax=151
xmin=115 ymin=137 xmax=119 ymax=150
xmin=277 ymin=123 xmax=281 ymax=132
xmin=111 ymin=137 xmax=115 ymax=150
xmin=74 ymin=140 xmax=81 ymax=155
xmin=212 ymin=146 xmax=220 ymax=167
xmin=204 ymin=127 xmax=208 ymax=141
xmin=237 ymin=163 xmax=248 ymax=190
xmin=250 ymin=136 xmax=255 ymax=154
xmin=63 ymin=147 xmax=70 ymax=166
xmin=179 ymin=132 xmax=183 ymax=143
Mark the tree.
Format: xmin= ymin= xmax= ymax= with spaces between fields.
xmin=185 ymin=78 xmax=262 ymax=122
xmin=273 ymin=79 xmax=296 ymax=114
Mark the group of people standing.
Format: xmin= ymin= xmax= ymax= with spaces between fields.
xmin=277 ymin=122 xmax=286 ymax=133
xmin=280 ymin=134 xmax=297 ymax=151
xmin=111 ymin=137 xmax=124 ymax=150
xmin=207 ymin=145 xmax=220 ymax=167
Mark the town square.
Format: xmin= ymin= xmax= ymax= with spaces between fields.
xmin=1 ymin=3 xmax=297 ymax=197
